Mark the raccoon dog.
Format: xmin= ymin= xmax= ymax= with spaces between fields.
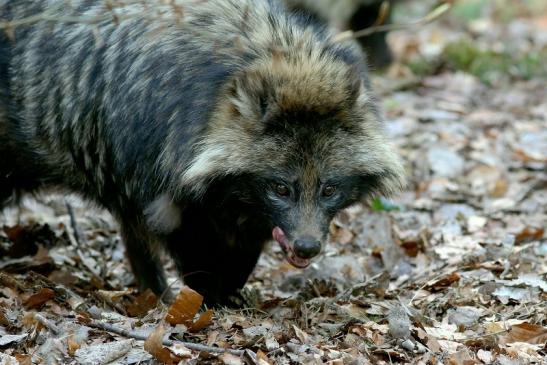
xmin=0 ymin=0 xmax=404 ymax=305
xmin=283 ymin=0 xmax=395 ymax=68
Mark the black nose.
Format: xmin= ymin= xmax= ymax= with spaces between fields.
xmin=293 ymin=237 xmax=322 ymax=259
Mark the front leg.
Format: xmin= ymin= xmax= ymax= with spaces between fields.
xmin=165 ymin=207 xmax=266 ymax=306
xmin=119 ymin=218 xmax=169 ymax=297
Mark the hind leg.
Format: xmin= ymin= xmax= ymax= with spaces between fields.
xmin=0 ymin=137 xmax=41 ymax=206
xmin=0 ymin=134 xmax=20 ymax=205
xmin=0 ymin=108 xmax=41 ymax=205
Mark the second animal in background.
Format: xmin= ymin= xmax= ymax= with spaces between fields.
xmin=283 ymin=0 xmax=395 ymax=69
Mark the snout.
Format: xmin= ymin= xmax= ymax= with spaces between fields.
xmin=273 ymin=227 xmax=324 ymax=268
xmin=293 ymin=237 xmax=321 ymax=259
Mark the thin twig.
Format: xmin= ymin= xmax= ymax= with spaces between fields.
xmin=65 ymin=200 xmax=86 ymax=247
xmin=332 ymin=3 xmax=452 ymax=43
xmin=372 ymin=1 xmax=391 ymax=27
xmin=88 ymin=320 xmax=245 ymax=356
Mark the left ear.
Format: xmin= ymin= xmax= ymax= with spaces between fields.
xmin=230 ymin=72 xmax=277 ymax=121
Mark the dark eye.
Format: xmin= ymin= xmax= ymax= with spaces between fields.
xmin=322 ymin=185 xmax=336 ymax=197
xmin=275 ymin=184 xmax=290 ymax=197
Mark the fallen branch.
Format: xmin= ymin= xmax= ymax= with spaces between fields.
xmin=88 ymin=320 xmax=244 ymax=356
xmin=34 ymin=313 xmax=61 ymax=335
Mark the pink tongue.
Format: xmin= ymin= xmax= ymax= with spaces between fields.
xmin=272 ymin=227 xmax=310 ymax=269
xmin=272 ymin=227 xmax=287 ymax=250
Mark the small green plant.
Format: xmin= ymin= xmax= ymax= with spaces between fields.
xmin=407 ymin=57 xmax=438 ymax=77
xmin=370 ymin=197 xmax=401 ymax=212
xmin=442 ymin=38 xmax=547 ymax=84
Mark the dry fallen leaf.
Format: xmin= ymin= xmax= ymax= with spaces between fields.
xmin=23 ymin=288 xmax=56 ymax=309
xmin=329 ymin=220 xmax=354 ymax=244
xmin=169 ymin=343 xmax=192 ymax=357
xmin=446 ymin=349 xmax=474 ymax=365
xmin=514 ymin=227 xmax=544 ymax=244
xmin=67 ymin=335 xmax=82 ymax=356
xmin=74 ymin=339 xmax=134 ymax=365
xmin=256 ymin=349 xmax=273 ymax=365
xmin=292 ymin=325 xmax=310 ymax=344
xmin=165 ymin=286 xmax=213 ymax=331
xmin=219 ymin=353 xmax=244 ymax=365
xmin=14 ymin=354 xmax=32 ymax=365
xmin=126 ymin=289 xmax=158 ymax=317
xmin=188 ymin=309 xmax=214 ymax=332
xmin=144 ymin=324 xmax=182 ymax=365
xmin=0 ymin=333 xmax=28 ymax=347
xmin=165 ymin=286 xmax=203 ymax=326
xmin=500 ymin=323 xmax=547 ymax=345
xmin=2 ymin=224 xmax=50 ymax=258
xmin=425 ymin=272 xmax=460 ymax=291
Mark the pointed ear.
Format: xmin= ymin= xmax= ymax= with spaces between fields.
xmin=229 ymin=72 xmax=274 ymax=121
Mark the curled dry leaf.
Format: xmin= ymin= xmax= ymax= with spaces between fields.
xmin=165 ymin=286 xmax=213 ymax=332
xmin=166 ymin=286 xmax=202 ymax=326
xmin=144 ymin=324 xmax=183 ymax=365
xmin=189 ymin=309 xmax=214 ymax=332
xmin=500 ymin=323 xmax=547 ymax=345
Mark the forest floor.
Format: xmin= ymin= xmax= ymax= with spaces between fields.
xmin=1 ymin=1 xmax=546 ymax=364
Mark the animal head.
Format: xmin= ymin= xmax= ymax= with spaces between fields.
xmin=176 ymin=44 xmax=404 ymax=266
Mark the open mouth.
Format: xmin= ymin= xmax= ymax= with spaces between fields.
xmin=272 ymin=227 xmax=311 ymax=269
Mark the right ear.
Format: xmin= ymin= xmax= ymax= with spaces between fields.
xmin=346 ymin=64 xmax=367 ymax=107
